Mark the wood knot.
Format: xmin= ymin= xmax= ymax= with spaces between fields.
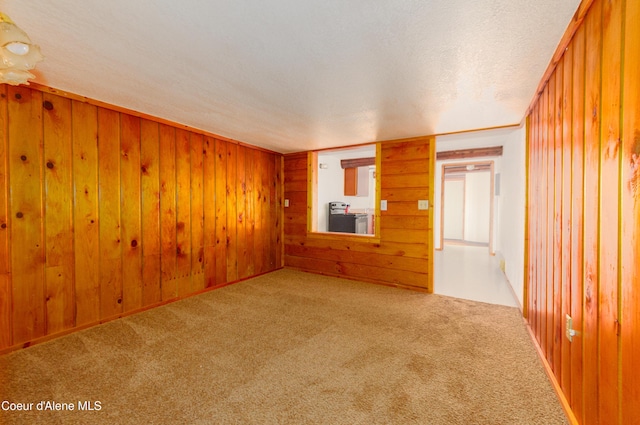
xmin=131 ymin=239 xmax=138 ymax=247
xmin=20 ymin=155 xmax=27 ymax=161
xmin=117 ymin=298 xmax=122 ymax=304
xmin=14 ymin=93 xmax=22 ymax=100
xmin=46 ymin=161 xmax=54 ymax=169
xmin=43 ymin=100 xmax=54 ymax=110
xmin=0 ymin=223 xmax=6 ymax=229
xmin=16 ymin=212 xmax=23 ymax=218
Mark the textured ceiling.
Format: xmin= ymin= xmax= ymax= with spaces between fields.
xmin=3 ymin=1 xmax=580 ymax=153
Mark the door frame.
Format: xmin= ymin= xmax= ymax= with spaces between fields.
xmin=439 ymin=160 xmax=495 ymax=254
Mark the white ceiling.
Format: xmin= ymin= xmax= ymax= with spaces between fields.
xmin=3 ymin=1 xmax=580 ymax=153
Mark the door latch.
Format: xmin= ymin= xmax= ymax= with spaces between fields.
xmin=566 ymin=314 xmax=577 ymax=342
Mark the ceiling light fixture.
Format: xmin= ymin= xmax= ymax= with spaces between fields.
xmin=0 ymin=13 xmax=43 ymax=86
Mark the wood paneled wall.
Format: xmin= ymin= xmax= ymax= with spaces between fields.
xmin=0 ymin=84 xmax=283 ymax=352
xmin=526 ymin=0 xmax=639 ymax=423
xmin=283 ymin=137 xmax=434 ymax=291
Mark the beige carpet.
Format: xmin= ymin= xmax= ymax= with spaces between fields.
xmin=0 ymin=269 xmax=567 ymax=424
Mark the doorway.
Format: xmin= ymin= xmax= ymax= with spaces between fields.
xmin=440 ymin=161 xmax=494 ymax=253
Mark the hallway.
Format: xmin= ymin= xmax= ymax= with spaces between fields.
xmin=434 ymin=245 xmax=519 ymax=308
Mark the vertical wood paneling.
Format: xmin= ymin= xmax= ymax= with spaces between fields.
xmin=534 ymin=101 xmax=542 ymax=345
xmin=72 ymin=100 xmax=100 ymax=327
xmin=120 ymin=115 xmax=142 ymax=312
xmin=560 ymin=47 xmax=573 ymax=400
xmin=264 ymin=151 xmax=274 ymax=270
xmin=9 ymin=86 xmax=45 ymax=344
xmin=546 ymin=76 xmax=555 ymax=365
xmin=237 ymin=145 xmax=248 ymax=278
xmin=0 ymin=85 xmax=10 ymax=349
xmin=0 ymin=274 xmax=10 ymax=349
xmin=141 ymin=119 xmax=161 ymax=305
xmin=621 ymin=0 xmax=640 ymax=422
xmin=190 ymin=133 xmax=205 ymax=292
xmin=175 ymin=129 xmax=191 ymax=296
xmin=245 ymin=148 xmax=256 ymax=277
xmin=97 ymin=108 xmax=123 ymax=319
xmin=527 ymin=107 xmax=536 ymax=333
xmin=570 ymin=25 xmax=586 ymax=423
xmin=269 ymin=152 xmax=277 ymax=269
xmin=540 ymin=86 xmax=549 ymax=356
xmin=226 ymin=143 xmax=238 ymax=282
xmin=43 ymin=93 xmax=74 ymax=334
xmin=582 ymin=4 xmax=602 ymax=422
xmin=276 ymin=155 xmax=284 ymax=268
xmin=553 ymin=62 xmax=563 ymax=377
xmin=159 ymin=124 xmax=177 ymax=301
xmin=598 ymin=1 xmax=622 ymax=422
xmin=1 ymin=85 xmax=282 ymax=352
xmin=203 ymin=136 xmax=216 ymax=287
xmin=215 ymin=139 xmax=228 ymax=286
xmin=525 ymin=1 xmax=640 ymax=423
xmin=254 ymin=151 xmax=266 ymax=274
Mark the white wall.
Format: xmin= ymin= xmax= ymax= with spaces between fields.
xmin=435 ymin=125 xmax=527 ymax=308
xmin=496 ymin=124 xmax=526 ymax=307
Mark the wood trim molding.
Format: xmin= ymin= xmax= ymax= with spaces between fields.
xmin=340 ymin=157 xmax=375 ymax=169
xmin=524 ymin=322 xmax=579 ymax=425
xmin=0 ymin=268 xmax=281 ymax=356
xmin=437 ymin=146 xmax=503 ymax=161
xmin=28 ymin=83 xmax=280 ymax=155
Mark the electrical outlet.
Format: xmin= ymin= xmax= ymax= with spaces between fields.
xmin=284 ymin=199 xmax=290 ymax=207
xmin=380 ymin=200 xmax=387 ymax=211
xmin=418 ymin=200 xmax=429 ymax=210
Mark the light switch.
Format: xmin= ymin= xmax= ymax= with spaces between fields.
xmin=418 ymin=200 xmax=429 ymax=210
xmin=380 ymin=200 xmax=387 ymax=211
xmin=284 ymin=199 xmax=290 ymax=207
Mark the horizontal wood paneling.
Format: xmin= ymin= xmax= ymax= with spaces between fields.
xmin=525 ymin=0 xmax=638 ymax=422
xmin=0 ymin=84 xmax=283 ymax=353
xmin=284 ymin=137 xmax=434 ymax=291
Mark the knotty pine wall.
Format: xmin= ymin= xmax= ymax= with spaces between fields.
xmin=526 ymin=0 xmax=639 ymax=423
xmin=284 ymin=137 xmax=434 ymax=291
xmin=0 ymin=84 xmax=283 ymax=352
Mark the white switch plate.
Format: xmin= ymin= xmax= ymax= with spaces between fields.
xmin=380 ymin=200 xmax=387 ymax=211
xmin=418 ymin=200 xmax=429 ymax=210
xmin=284 ymin=199 xmax=290 ymax=207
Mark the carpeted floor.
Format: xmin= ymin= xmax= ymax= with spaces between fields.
xmin=0 ymin=269 xmax=567 ymax=424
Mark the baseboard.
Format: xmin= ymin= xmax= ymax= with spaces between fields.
xmin=283 ymin=266 xmax=432 ymax=294
xmin=523 ymin=320 xmax=579 ymax=425
xmin=0 ymin=267 xmax=283 ymax=356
